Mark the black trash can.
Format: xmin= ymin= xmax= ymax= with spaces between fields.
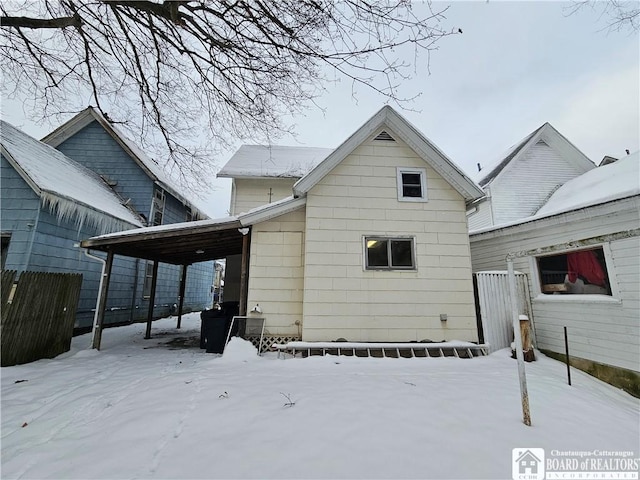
xmin=200 ymin=302 xmax=240 ymax=353
xmin=201 ymin=309 xmax=229 ymax=353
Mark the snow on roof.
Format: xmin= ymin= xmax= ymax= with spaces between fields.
xmin=217 ymin=145 xmax=334 ymax=178
xmin=535 ymin=151 xmax=639 ymax=217
xmin=472 ymin=124 xmax=544 ymax=185
xmin=1 ymin=121 xmax=143 ymax=232
xmin=470 ymin=151 xmax=639 ymax=235
xmin=92 ymin=215 xmax=239 ymax=240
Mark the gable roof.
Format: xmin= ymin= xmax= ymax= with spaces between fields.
xmin=40 ymin=107 xmax=207 ymax=219
xmin=217 ymin=145 xmax=333 ymax=179
xmin=1 ymin=121 xmax=143 ymax=232
xmin=293 ymin=106 xmax=484 ymax=202
xmin=475 ymin=123 xmax=595 ymax=187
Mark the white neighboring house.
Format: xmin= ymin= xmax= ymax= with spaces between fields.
xmin=467 ymin=123 xmax=596 ymax=231
xmin=470 ymin=152 xmax=640 ymax=395
xmin=218 ymin=106 xmax=485 ymax=343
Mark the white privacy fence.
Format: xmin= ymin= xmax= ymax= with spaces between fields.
xmin=474 ymin=271 xmax=534 ymax=353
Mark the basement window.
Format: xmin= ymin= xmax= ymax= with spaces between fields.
xmin=537 ymin=247 xmax=611 ymax=296
xmin=397 ymin=167 xmax=427 ymax=202
xmin=364 ymin=237 xmax=415 ymax=270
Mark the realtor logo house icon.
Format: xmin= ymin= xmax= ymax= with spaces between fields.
xmin=512 ymin=448 xmax=545 ymax=480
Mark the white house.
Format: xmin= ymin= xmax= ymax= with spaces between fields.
xmin=84 ymin=106 xmax=485 ymax=347
xmin=470 ymin=152 xmax=640 ymax=395
xmin=467 ymin=123 xmax=596 ymax=231
xmin=222 ymin=106 xmax=485 ymax=343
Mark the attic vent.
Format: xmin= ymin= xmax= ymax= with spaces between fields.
xmin=374 ymin=130 xmax=395 ymax=142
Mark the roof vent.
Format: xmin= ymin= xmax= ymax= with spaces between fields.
xmin=374 ymin=130 xmax=395 ymax=142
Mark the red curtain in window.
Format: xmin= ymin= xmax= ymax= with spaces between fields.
xmin=567 ymin=250 xmax=606 ymax=287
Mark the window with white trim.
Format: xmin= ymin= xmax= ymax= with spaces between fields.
xmin=537 ymin=246 xmax=611 ymax=295
xmin=151 ymin=189 xmax=165 ymax=226
xmin=364 ymin=237 xmax=416 ymax=270
xmin=396 ymin=167 xmax=427 ymax=202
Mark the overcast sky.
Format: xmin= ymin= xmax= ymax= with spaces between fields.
xmin=3 ymin=1 xmax=639 ymax=218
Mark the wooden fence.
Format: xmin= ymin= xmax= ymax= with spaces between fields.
xmin=1 ymin=270 xmax=82 ymax=366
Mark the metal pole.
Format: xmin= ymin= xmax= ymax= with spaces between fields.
xmin=145 ymin=260 xmax=159 ymax=339
xmin=177 ymin=265 xmax=188 ymax=329
xmin=564 ymin=326 xmax=572 ymax=386
xmin=92 ymin=250 xmax=114 ymax=350
xmin=239 ymin=230 xmax=249 ymax=316
xmin=507 ymin=256 xmax=532 ymax=426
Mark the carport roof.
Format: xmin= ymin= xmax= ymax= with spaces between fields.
xmin=81 ymin=217 xmax=245 ymax=265
xmin=80 ymin=196 xmax=308 ymax=265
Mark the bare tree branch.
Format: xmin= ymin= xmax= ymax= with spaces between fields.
xmin=566 ymin=1 xmax=640 ymax=32
xmin=1 ymin=0 xmax=459 ymax=188
xmin=1 ymin=14 xmax=81 ymax=29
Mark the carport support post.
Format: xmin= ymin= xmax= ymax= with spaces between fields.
xmin=507 ymin=256 xmax=532 ymax=426
xmin=177 ymin=265 xmax=188 ymax=329
xmin=145 ymin=260 xmax=159 ymax=339
xmin=92 ymin=250 xmax=114 ymax=350
xmin=239 ymin=228 xmax=250 ymax=316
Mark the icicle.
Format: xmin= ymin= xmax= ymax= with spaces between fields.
xmin=41 ymin=193 xmax=138 ymax=235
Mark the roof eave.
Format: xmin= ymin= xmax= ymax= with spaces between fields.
xmin=239 ymin=197 xmax=307 ymax=226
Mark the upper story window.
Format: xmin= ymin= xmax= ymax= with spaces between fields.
xmin=397 ymin=167 xmax=427 ymax=202
xmin=537 ymin=246 xmax=611 ymax=295
xmin=185 ymin=206 xmax=193 ymax=222
xmin=364 ymin=236 xmax=416 ymax=270
xmin=151 ymin=189 xmax=165 ymax=226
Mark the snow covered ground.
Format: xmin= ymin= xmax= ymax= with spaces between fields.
xmin=2 ymin=313 xmax=638 ymax=479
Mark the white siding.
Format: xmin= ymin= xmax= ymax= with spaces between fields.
xmin=470 ymin=197 xmax=640 ymax=372
xmin=490 ymin=141 xmax=589 ymax=226
xmin=467 ymin=198 xmax=493 ymax=231
xmin=476 ymin=272 xmax=531 ymax=353
xmin=302 ymin=136 xmax=478 ymax=342
xmin=246 ymin=209 xmax=305 ymax=336
xmin=231 ymin=178 xmax=296 ymax=215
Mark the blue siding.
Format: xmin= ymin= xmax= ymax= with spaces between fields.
xmin=4 ymin=122 xmax=214 ymax=331
xmin=1 ymin=155 xmax=41 ymax=272
xmin=55 ymin=121 xmax=154 ymax=220
xmin=52 ymin=121 xmax=214 ymax=321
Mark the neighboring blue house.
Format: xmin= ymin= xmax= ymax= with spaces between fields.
xmin=1 ymin=111 xmax=215 ymax=330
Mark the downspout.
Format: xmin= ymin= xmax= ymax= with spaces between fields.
xmin=83 ymin=248 xmax=106 ymax=348
xmin=22 ymin=208 xmax=41 ymax=272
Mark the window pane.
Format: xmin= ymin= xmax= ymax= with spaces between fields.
xmin=402 ymin=172 xmax=422 ymax=197
xmin=367 ymin=239 xmax=389 ymax=267
xmin=538 ymin=247 xmax=611 ymax=295
xmin=391 ymin=240 xmax=413 ymax=267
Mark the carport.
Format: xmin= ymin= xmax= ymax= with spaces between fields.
xmin=81 ymin=218 xmax=250 ymax=350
